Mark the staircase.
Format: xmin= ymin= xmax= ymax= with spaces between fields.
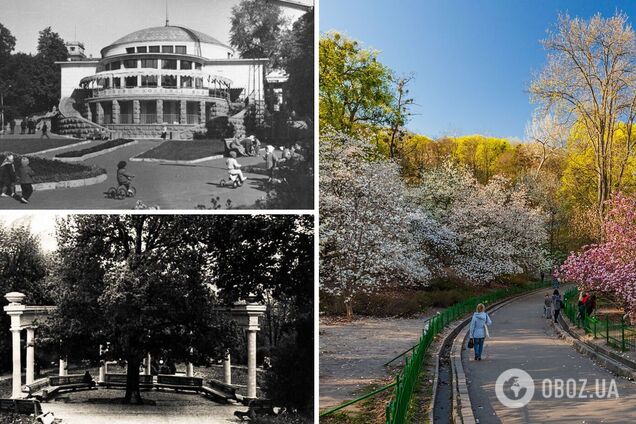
xmin=56 ymin=90 xmax=109 ymax=138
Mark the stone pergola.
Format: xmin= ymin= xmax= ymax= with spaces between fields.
xmin=4 ymin=292 xmax=266 ymax=399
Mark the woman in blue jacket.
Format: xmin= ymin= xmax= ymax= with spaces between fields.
xmin=469 ymin=303 xmax=492 ymax=361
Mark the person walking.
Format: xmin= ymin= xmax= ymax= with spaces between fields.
xmin=40 ymin=121 xmax=50 ymax=139
xmin=552 ymin=289 xmax=563 ymax=324
xmin=468 ymin=303 xmax=492 ymax=361
xmin=264 ymin=145 xmax=278 ymax=182
xmin=0 ymin=154 xmax=17 ymax=198
xmin=585 ymin=294 xmax=597 ymax=318
xmin=9 ymin=119 xmax=15 ymax=135
xmin=20 ymin=118 xmax=26 ymax=135
xmin=16 ymin=157 xmax=35 ymax=204
xmin=544 ymin=293 xmax=552 ymax=319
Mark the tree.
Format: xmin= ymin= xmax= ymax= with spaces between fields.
xmin=37 ymin=27 xmax=68 ymax=62
xmin=229 ymin=0 xmax=287 ymax=65
xmin=320 ymin=131 xmax=433 ymax=318
xmin=525 ymin=112 xmax=568 ymax=176
xmin=319 ymin=32 xmax=393 ymax=133
xmin=43 ymin=216 xmax=240 ymax=404
xmin=384 ymin=74 xmax=415 ymax=159
xmin=0 ymin=22 xmax=16 ymax=59
xmin=559 ymin=193 xmax=636 ymax=320
xmin=530 ymin=13 xmax=636 ymax=227
xmin=280 ymin=9 xmax=314 ymax=118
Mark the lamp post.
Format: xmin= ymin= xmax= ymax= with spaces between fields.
xmin=0 ymin=84 xmax=12 ymax=136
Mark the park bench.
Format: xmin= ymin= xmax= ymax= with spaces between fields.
xmin=200 ymin=379 xmax=238 ymax=403
xmin=22 ymin=377 xmax=50 ymax=400
xmin=0 ymin=398 xmax=60 ymax=423
xmin=45 ymin=373 xmax=96 ymax=399
xmin=100 ymin=373 xmax=154 ymax=389
xmin=233 ymin=399 xmax=278 ymax=421
xmin=155 ymin=375 xmax=203 ymax=393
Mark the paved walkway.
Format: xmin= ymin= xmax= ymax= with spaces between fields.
xmin=44 ymin=390 xmax=240 ymax=423
xmin=0 ymin=138 xmax=275 ymax=209
xmin=463 ymin=289 xmax=636 ymax=423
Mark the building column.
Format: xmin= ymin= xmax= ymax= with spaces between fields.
xmin=156 ymin=99 xmax=163 ymax=124
xmin=223 ymin=351 xmax=231 ymax=385
xmin=84 ymin=103 xmax=92 ymax=122
xmin=199 ymin=101 xmax=206 ymax=124
xmin=112 ymin=100 xmax=120 ymax=124
xmin=98 ymin=345 xmax=105 ymax=383
xmin=145 ymin=353 xmax=152 ymax=375
xmin=133 ymin=100 xmax=140 ymax=124
xmin=157 ymin=75 xmax=162 ymax=87
xmin=11 ymin=328 xmax=21 ymax=398
xmin=59 ymin=357 xmax=67 ymax=376
xmin=247 ymin=329 xmax=257 ymax=399
xmin=177 ymin=75 xmax=181 ymax=88
xmin=136 ymin=75 xmax=141 ymax=88
xmin=26 ymin=328 xmax=35 ymax=385
xmin=186 ymin=363 xmax=194 ymax=377
xmin=179 ymin=100 xmax=187 ymax=124
xmin=96 ymin=102 xmax=104 ymax=125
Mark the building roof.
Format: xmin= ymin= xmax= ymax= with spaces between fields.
xmin=106 ymin=25 xmax=230 ymax=49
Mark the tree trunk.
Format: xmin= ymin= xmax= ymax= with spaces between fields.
xmin=124 ymin=356 xmax=142 ymax=404
xmin=344 ymin=300 xmax=353 ymax=320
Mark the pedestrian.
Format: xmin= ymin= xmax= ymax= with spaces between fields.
xmin=577 ymin=292 xmax=586 ymax=324
xmin=552 ymin=289 xmax=563 ymax=324
xmin=585 ymin=294 xmax=597 ymax=317
xmin=544 ymin=293 xmax=552 ymax=319
xmin=16 ymin=157 xmax=34 ymax=204
xmin=264 ymin=145 xmax=278 ymax=181
xmin=20 ymin=118 xmax=26 ymax=135
xmin=540 ymin=270 xmax=545 ymax=284
xmin=9 ymin=119 xmax=15 ymax=135
xmin=28 ymin=118 xmax=35 ymax=134
xmin=40 ymin=121 xmax=50 ymax=139
xmin=552 ymin=273 xmax=560 ymax=290
xmin=0 ymin=154 xmax=17 ymax=198
xmin=161 ymin=125 xmax=167 ymax=140
xmin=468 ymin=303 xmax=492 ymax=361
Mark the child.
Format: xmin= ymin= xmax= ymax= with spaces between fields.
xmin=117 ymin=161 xmax=134 ymax=196
xmin=226 ymin=151 xmax=247 ymax=183
xmin=544 ymin=293 xmax=552 ymax=319
xmin=0 ymin=154 xmax=16 ymax=197
xmin=17 ymin=157 xmax=35 ymax=204
xmin=263 ymin=145 xmax=278 ymax=181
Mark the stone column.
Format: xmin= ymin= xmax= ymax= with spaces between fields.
xmin=84 ymin=103 xmax=92 ymax=122
xmin=136 ymin=75 xmax=141 ymax=88
xmin=177 ymin=75 xmax=181 ymax=89
xmin=112 ymin=100 xmax=120 ymax=124
xmin=180 ymin=100 xmax=187 ymax=124
xmin=145 ymin=353 xmax=152 ymax=375
xmin=223 ymin=351 xmax=231 ymax=385
xmin=133 ymin=100 xmax=140 ymax=124
xmin=59 ymin=358 xmax=67 ymax=376
xmin=156 ymin=99 xmax=163 ymax=124
xmin=96 ymin=102 xmax=104 ymax=125
xmin=26 ymin=328 xmax=35 ymax=385
xmin=199 ymin=101 xmax=206 ymax=124
xmin=98 ymin=345 xmax=105 ymax=383
xmin=186 ymin=363 xmax=194 ymax=377
xmin=11 ymin=328 xmax=21 ymax=398
xmin=247 ymin=330 xmax=257 ymax=399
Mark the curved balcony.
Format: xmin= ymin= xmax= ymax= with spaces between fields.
xmin=88 ymin=87 xmax=214 ymax=99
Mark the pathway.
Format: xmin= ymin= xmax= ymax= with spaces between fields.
xmin=1 ymin=138 xmax=275 ymax=209
xmin=463 ymin=289 xmax=636 ymax=423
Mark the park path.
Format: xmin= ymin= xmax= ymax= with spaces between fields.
xmin=319 ymin=316 xmax=431 ymax=409
xmin=0 ymin=138 xmax=273 ymax=210
xmin=463 ymin=289 xmax=636 ymax=424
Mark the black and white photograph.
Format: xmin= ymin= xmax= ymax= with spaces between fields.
xmin=0 ymin=0 xmax=314 ymax=210
xmin=0 ymin=213 xmax=314 ymax=423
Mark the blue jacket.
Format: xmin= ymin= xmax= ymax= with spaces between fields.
xmin=469 ymin=311 xmax=492 ymax=339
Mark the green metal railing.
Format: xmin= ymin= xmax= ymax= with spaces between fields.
xmin=383 ymin=281 xmax=548 ymax=424
xmin=562 ymin=288 xmax=636 ymax=351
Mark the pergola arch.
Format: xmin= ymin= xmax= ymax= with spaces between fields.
xmin=3 ymin=292 xmax=265 ymax=400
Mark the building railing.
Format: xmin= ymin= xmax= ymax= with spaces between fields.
xmin=186 ymin=114 xmax=200 ymax=124
xmin=119 ymin=115 xmax=133 ymax=124
xmin=89 ymin=87 xmax=213 ymax=98
xmin=163 ymin=114 xmax=180 ymax=124
xmin=140 ymin=114 xmax=158 ymax=124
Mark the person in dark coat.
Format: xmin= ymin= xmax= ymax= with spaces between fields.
xmin=20 ymin=119 xmax=27 ymax=135
xmin=40 ymin=121 xmax=50 ymax=139
xmin=9 ymin=119 xmax=15 ymax=135
xmin=0 ymin=154 xmax=17 ymax=197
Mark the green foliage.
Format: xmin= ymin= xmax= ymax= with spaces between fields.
xmin=205 ymin=116 xmax=235 ymax=139
xmin=0 ymin=22 xmax=16 ymax=58
xmin=280 ymin=10 xmax=314 ymax=118
xmin=0 ymin=152 xmax=105 ymax=183
xmin=319 ymin=32 xmax=393 ymax=133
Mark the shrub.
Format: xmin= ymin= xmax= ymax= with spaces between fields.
xmin=55 ymin=138 xmax=134 ymax=158
xmin=205 ymin=116 xmax=235 ymax=139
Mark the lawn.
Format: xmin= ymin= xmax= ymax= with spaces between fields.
xmin=56 ymin=138 xmax=134 ymax=158
xmin=0 ymin=153 xmax=105 ymax=183
xmin=135 ymin=139 xmax=225 ymax=161
xmin=0 ymin=135 xmax=82 ymax=154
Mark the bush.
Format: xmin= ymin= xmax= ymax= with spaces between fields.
xmin=0 ymin=414 xmax=37 ymax=424
xmin=55 ymin=138 xmax=134 ymax=158
xmin=205 ymin=116 xmax=235 ymax=139
xmin=0 ymin=152 xmax=106 ymax=183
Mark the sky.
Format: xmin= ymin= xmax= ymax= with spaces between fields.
xmin=0 ymin=0 xmax=311 ymax=58
xmin=320 ymin=0 xmax=636 ymax=140
xmin=1 ymin=213 xmax=62 ymax=251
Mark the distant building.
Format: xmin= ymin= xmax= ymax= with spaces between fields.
xmin=57 ymin=25 xmax=267 ymax=139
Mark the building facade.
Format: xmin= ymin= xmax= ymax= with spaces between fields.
xmin=57 ymin=25 xmax=267 ymax=139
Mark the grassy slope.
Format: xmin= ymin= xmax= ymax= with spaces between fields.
xmin=136 ymin=139 xmax=225 ymax=160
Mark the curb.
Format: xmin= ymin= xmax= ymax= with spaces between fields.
xmin=55 ymin=140 xmax=138 ymax=162
xmin=14 ymin=173 xmax=108 ymax=193
xmin=554 ymin=316 xmax=636 ymax=380
xmin=29 ymin=139 xmax=94 ymax=155
xmin=129 ymin=153 xmax=224 ymax=164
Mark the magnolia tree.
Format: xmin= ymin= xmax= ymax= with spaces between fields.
xmin=320 ymin=131 xmax=435 ymax=318
xmin=560 ymin=194 xmax=636 ymax=319
xmin=412 ymin=163 xmax=549 ymax=283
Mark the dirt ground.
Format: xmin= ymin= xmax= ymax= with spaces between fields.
xmin=319 ymin=315 xmax=434 ymax=410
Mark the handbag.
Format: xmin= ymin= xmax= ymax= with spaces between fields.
xmin=467 ymin=338 xmax=474 ymax=349
xmin=485 ymin=325 xmax=490 ymax=338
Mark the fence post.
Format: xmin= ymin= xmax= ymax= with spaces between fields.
xmin=621 ymin=316 xmax=626 ymax=351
